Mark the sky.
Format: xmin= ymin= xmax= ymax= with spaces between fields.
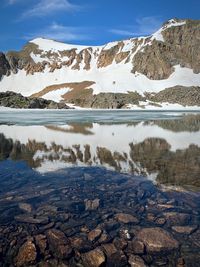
xmin=0 ymin=0 xmax=200 ymax=51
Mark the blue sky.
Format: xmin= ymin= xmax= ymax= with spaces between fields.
xmin=0 ymin=0 xmax=200 ymax=51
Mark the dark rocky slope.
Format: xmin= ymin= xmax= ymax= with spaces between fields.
xmin=0 ymin=91 xmax=70 ymax=109
xmin=148 ymin=86 xmax=200 ymax=106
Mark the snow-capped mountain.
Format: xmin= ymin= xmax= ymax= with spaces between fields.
xmin=0 ymin=18 xmax=200 ymax=109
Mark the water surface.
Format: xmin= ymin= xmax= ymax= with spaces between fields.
xmin=0 ymin=110 xmax=200 ymax=266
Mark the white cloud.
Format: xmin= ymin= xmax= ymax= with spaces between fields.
xmin=23 ymin=22 xmax=91 ymax=42
xmin=109 ymin=29 xmax=136 ymax=36
xmin=110 ymin=16 xmax=162 ymax=37
xmin=135 ymin=16 xmax=163 ymax=35
xmin=21 ymin=0 xmax=80 ymax=18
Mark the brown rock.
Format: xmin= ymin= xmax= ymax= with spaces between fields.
xmin=88 ymin=228 xmax=102 ymax=242
xmin=101 ymin=242 xmax=128 ymax=265
xmin=115 ymin=51 xmax=130 ymax=63
xmin=35 ymin=234 xmax=47 ymax=254
xmin=15 ymin=240 xmax=37 ymax=267
xmin=18 ymin=203 xmax=32 ymax=213
xmin=172 ymin=225 xmax=197 ymax=234
xmin=132 ymin=19 xmax=200 ymax=80
xmin=101 ymin=243 xmax=117 ymax=256
xmin=136 ymin=227 xmax=179 ymax=252
xmin=70 ymin=236 xmax=93 ymax=252
xmin=163 ymin=212 xmax=191 ymax=226
xmin=177 ymin=257 xmax=185 ymax=267
xmin=98 ymin=232 xmax=111 ymax=244
xmin=128 ymin=239 xmax=145 ymax=254
xmin=128 ymin=255 xmax=147 ymax=267
xmin=113 ymin=237 xmax=128 ymax=250
xmin=82 ymin=248 xmax=106 ymax=267
xmin=115 ymin=213 xmax=139 ymax=224
xmin=97 ymin=44 xmax=122 ymax=68
xmin=85 ymin=198 xmax=100 ymax=210
xmin=46 ymin=229 xmax=72 ymax=259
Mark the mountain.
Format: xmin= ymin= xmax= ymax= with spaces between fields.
xmin=1 ymin=115 xmax=200 ymax=186
xmin=0 ymin=18 xmax=200 ymax=109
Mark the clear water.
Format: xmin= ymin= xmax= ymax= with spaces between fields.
xmin=0 ymin=110 xmax=200 ymax=266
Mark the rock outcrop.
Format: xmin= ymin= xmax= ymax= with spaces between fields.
xmin=148 ymin=86 xmax=200 ymax=106
xmin=132 ymin=19 xmax=200 ymax=79
xmin=0 ymin=91 xmax=70 ymax=109
xmin=0 ymin=52 xmax=10 ymax=79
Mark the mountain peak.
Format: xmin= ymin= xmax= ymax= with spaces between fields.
xmin=162 ymin=18 xmax=186 ymax=28
xmin=29 ymin=37 xmax=89 ymax=52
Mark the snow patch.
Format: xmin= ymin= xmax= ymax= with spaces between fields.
xmin=1 ymin=64 xmax=200 ymax=97
xmin=151 ymin=19 xmax=186 ymax=42
xmin=30 ymin=38 xmax=89 ymax=53
xmin=42 ymin=87 xmax=72 ymax=102
xmin=103 ymin=41 xmax=119 ymax=50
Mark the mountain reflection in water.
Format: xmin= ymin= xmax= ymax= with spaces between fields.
xmin=0 ymin=111 xmax=200 ymax=266
xmin=0 ymin=113 xmax=200 ymax=189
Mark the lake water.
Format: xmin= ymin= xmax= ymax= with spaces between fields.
xmin=0 ymin=110 xmax=200 ymax=266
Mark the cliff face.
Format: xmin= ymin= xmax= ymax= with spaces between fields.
xmin=132 ymin=20 xmax=200 ymax=80
xmin=0 ymin=18 xmax=200 ymax=108
xmin=0 ymin=53 xmax=10 ymax=79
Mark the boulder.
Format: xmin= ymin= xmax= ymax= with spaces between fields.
xmin=88 ymin=228 xmax=102 ymax=242
xmin=81 ymin=248 xmax=106 ymax=267
xmin=85 ymin=198 xmax=100 ymax=210
xmin=115 ymin=213 xmax=139 ymax=224
xmin=136 ymin=227 xmax=179 ymax=252
xmin=46 ymin=229 xmax=72 ymax=259
xmin=172 ymin=225 xmax=197 ymax=234
xmin=15 ymin=240 xmax=37 ymax=267
xmin=128 ymin=255 xmax=147 ymax=267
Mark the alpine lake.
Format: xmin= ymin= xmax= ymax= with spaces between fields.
xmin=0 ymin=110 xmax=200 ymax=267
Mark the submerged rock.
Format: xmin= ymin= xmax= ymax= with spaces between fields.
xmin=35 ymin=234 xmax=47 ymax=254
xmin=128 ymin=255 xmax=147 ymax=267
xmin=88 ymin=228 xmax=102 ymax=242
xmin=18 ymin=203 xmax=32 ymax=213
xmin=172 ymin=225 xmax=198 ymax=234
xmin=85 ymin=198 xmax=100 ymax=210
xmin=163 ymin=212 xmax=191 ymax=226
xmin=14 ymin=214 xmax=49 ymax=224
xmin=46 ymin=229 xmax=72 ymax=259
xmin=115 ymin=213 xmax=139 ymax=224
xmin=136 ymin=227 xmax=179 ymax=252
xmin=81 ymin=248 xmax=106 ymax=267
xmin=128 ymin=239 xmax=145 ymax=255
xmin=15 ymin=240 xmax=37 ymax=267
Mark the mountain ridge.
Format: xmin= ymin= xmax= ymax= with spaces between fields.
xmin=0 ymin=18 xmax=200 ymax=109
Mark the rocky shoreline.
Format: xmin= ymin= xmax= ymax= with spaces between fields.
xmin=0 ymin=86 xmax=200 ymax=109
xmin=0 ymin=91 xmax=70 ymax=109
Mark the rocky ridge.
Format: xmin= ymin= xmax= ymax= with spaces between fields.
xmin=0 ymin=91 xmax=70 ymax=109
xmin=0 ymin=18 xmax=200 ymax=108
